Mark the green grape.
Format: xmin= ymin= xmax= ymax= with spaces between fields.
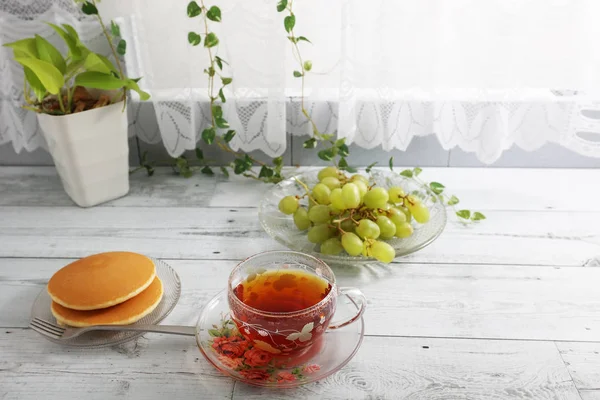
xmin=321 ymin=237 xmax=344 ymax=255
xmin=341 ymin=232 xmax=363 ymax=256
xmin=362 ymin=239 xmax=371 ymax=257
xmin=406 ymin=196 xmax=430 ymax=223
xmin=330 ymin=188 xmax=346 ymax=211
xmin=350 ymin=174 xmax=369 ymax=185
xmin=278 ymin=195 xmax=299 ymax=215
xmin=363 ymin=187 xmax=389 ymax=209
xmin=356 ymin=219 xmax=380 ymax=239
xmin=388 ymin=186 xmax=406 ymax=203
xmin=321 ymin=177 xmax=341 ymax=190
xmin=388 ymin=207 xmax=407 ymax=225
xmin=398 ymin=205 xmax=412 ymax=222
xmin=312 ymin=183 xmax=331 ymax=205
xmin=308 ymin=205 xmax=331 ymax=224
xmin=370 ymin=241 xmax=395 ymax=263
xmin=376 ymin=216 xmax=396 ymax=239
xmin=308 ymin=197 xmax=318 ymax=210
xmin=353 ymin=180 xmax=368 ymax=199
xmin=318 ymin=166 xmax=339 ymax=181
xmin=395 ymin=222 xmax=414 ymax=238
xmin=341 ymin=183 xmax=361 ymax=209
xmin=340 ymin=219 xmax=356 ymax=233
xmin=293 ymin=207 xmax=311 ymax=230
xmin=308 ymin=224 xmax=334 ymax=244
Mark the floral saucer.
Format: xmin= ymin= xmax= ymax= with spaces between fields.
xmin=195 ymin=289 xmax=365 ymax=388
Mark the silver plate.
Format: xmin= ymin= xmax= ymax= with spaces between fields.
xmin=30 ymin=258 xmax=181 ymax=348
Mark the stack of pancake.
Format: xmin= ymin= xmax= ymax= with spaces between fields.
xmin=47 ymin=252 xmax=163 ymax=327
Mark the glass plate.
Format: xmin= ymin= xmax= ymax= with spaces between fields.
xmin=30 ymin=258 xmax=181 ymax=348
xmin=259 ymin=169 xmax=447 ymax=266
xmin=196 ymin=289 xmax=365 ymax=388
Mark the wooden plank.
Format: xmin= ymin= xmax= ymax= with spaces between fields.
xmin=0 ymin=330 xmax=579 ymax=400
xmin=2 ymin=166 xmax=600 ymax=212
xmin=557 ymin=342 xmax=600 ymax=390
xmin=1 ymin=206 xmax=599 ymax=266
xmin=4 ymin=259 xmax=600 ymax=342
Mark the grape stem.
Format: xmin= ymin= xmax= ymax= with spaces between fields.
xmin=294 ymin=178 xmax=317 ymax=204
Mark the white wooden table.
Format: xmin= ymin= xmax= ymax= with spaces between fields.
xmin=1 ymin=166 xmax=600 ymax=399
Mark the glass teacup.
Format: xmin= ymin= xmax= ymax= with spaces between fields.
xmin=227 ymin=251 xmax=366 ymax=357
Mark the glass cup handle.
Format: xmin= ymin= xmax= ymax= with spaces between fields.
xmin=327 ymin=287 xmax=367 ymax=330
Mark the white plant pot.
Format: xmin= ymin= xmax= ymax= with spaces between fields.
xmin=37 ymin=102 xmax=130 ymax=208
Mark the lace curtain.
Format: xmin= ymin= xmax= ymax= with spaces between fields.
xmin=2 ymin=0 xmax=600 ymax=163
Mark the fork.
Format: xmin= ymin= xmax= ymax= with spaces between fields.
xmin=30 ymin=317 xmax=196 ymax=340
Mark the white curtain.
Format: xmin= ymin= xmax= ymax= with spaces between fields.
xmin=3 ymin=0 xmax=600 ymax=163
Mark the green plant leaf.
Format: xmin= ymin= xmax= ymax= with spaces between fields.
xmin=224 ymin=130 xmax=236 ymax=143
xmin=293 ymin=70 xmax=303 ymax=78
xmin=429 ymin=182 xmax=445 ymax=195
xmin=218 ymin=88 xmax=226 ymax=103
xmin=4 ymin=38 xmax=38 ymax=58
xmin=212 ymin=105 xmax=223 ymax=118
xmin=74 ymin=71 xmax=127 ymax=91
xmin=84 ymin=53 xmax=116 ymax=75
xmin=413 ymin=167 xmax=422 ymax=176
xmin=215 ymin=57 xmax=223 ymax=70
xmin=221 ymin=77 xmax=232 ymax=85
xmin=206 ymin=6 xmax=222 ymax=22
xmin=201 ymin=166 xmax=214 ymax=175
xmin=195 ymin=148 xmax=204 ymax=160
xmin=338 ymin=143 xmax=349 ymax=157
xmin=144 ymin=165 xmax=155 ymax=176
xmin=339 ymin=157 xmax=348 ymax=169
xmin=220 ymin=166 xmax=230 ymax=178
xmin=205 ymin=33 xmax=219 ymax=48
xmin=81 ymin=1 xmax=98 ymax=15
xmin=273 ymin=156 xmax=283 ymax=167
xmin=33 ymin=35 xmax=66 ymax=75
xmin=215 ymin=117 xmax=229 ymax=129
xmin=116 ymin=39 xmax=127 ymax=56
xmin=297 ymin=36 xmax=311 ymax=43
xmin=23 ymin=67 xmax=47 ymax=102
xmin=259 ymin=165 xmax=274 ymax=178
xmin=188 ymin=32 xmax=201 ymax=46
xmin=187 ymin=1 xmax=202 ymax=17
xmin=202 ymin=127 xmax=216 ymax=145
xmin=389 ymin=156 xmax=394 ymax=171
xmin=318 ymin=149 xmax=334 ymax=161
xmin=456 ymin=210 xmax=471 ymax=220
xmin=365 ymin=162 xmax=377 ymax=173
xmin=46 ymin=23 xmax=82 ymax=61
xmin=276 ymin=0 xmax=288 ymax=12
xmin=110 ymin=21 xmax=121 ymax=37
xmin=471 ymin=211 xmax=486 ymax=221
xmin=303 ymin=138 xmax=317 ymax=149
xmin=399 ymin=169 xmax=413 ymax=178
xmin=447 ymin=195 xmax=459 ymax=206
xmin=124 ymin=79 xmax=150 ymax=101
xmin=62 ymin=24 xmax=82 ymax=44
xmin=303 ymin=60 xmax=312 ymax=71
xmin=284 ymin=15 xmax=296 ymax=33
xmin=14 ymin=57 xmax=64 ymax=95
xmin=233 ymin=158 xmax=251 ymax=174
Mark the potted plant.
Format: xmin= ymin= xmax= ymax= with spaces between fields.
xmin=3 ymin=1 xmax=149 ymax=207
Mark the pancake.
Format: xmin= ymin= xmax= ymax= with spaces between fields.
xmin=47 ymin=251 xmax=156 ymax=310
xmin=51 ymin=276 xmax=164 ymax=327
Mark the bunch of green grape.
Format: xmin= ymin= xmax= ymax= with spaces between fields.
xmin=277 ymin=166 xmax=431 ymax=263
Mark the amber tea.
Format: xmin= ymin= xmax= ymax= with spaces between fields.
xmin=233 ymin=269 xmax=332 ymax=313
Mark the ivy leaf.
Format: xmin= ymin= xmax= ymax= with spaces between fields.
xmin=413 ymin=167 xmax=422 ymax=176
xmin=116 ymin=39 xmax=127 ymax=56
xmin=110 ymin=21 xmax=121 ymax=37
xmin=447 ymin=195 xmax=460 ymax=206
xmin=218 ymin=88 xmax=226 ymax=103
xmin=318 ymin=149 xmax=334 ymax=161
xmin=220 ymin=166 xmax=230 ymax=178
xmin=224 ymin=130 xmax=236 ymax=143
xmin=297 ymin=36 xmax=312 ymax=43
xmin=429 ymin=182 xmax=445 ymax=195
xmin=400 ymin=169 xmax=413 ymax=178
xmin=204 ymin=33 xmax=219 ymax=48
xmin=212 ymin=105 xmax=223 ymax=118
xmin=303 ymin=138 xmax=317 ymax=149
xmin=202 ymin=127 xmax=216 ymax=144
xmin=206 ymin=6 xmax=222 ymax=22
xmin=293 ymin=70 xmax=303 ymax=78
xmin=345 ymin=165 xmax=358 ymax=173
xmin=340 ymin=158 xmax=357 ymax=172
xmin=365 ymin=162 xmax=378 ymax=173
xmin=221 ymin=77 xmax=232 ymax=85
xmin=233 ymin=157 xmax=251 ymax=174
xmin=259 ymin=165 xmax=274 ymax=178
xmin=273 ymin=156 xmax=283 ymax=167
xmin=201 ymin=166 xmax=214 ymax=175
xmin=276 ymin=0 xmax=288 ymax=12
xmin=303 ymin=60 xmax=312 ymax=71
xmin=215 ymin=117 xmax=229 ymax=129
xmin=338 ymin=143 xmax=349 ymax=157
xmin=80 ymin=2 xmax=98 ymax=15
xmin=456 ymin=210 xmax=471 ymax=220
xmin=472 ymin=212 xmax=486 ymax=221
xmin=195 ymin=148 xmax=204 ymax=161
xmin=389 ymin=156 xmax=394 ymax=171
xmin=215 ymin=56 xmax=228 ymax=67
xmin=284 ymin=15 xmax=296 ymax=33
xmin=187 ymin=1 xmax=202 ymax=17
xmin=188 ymin=32 xmax=201 ymax=46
